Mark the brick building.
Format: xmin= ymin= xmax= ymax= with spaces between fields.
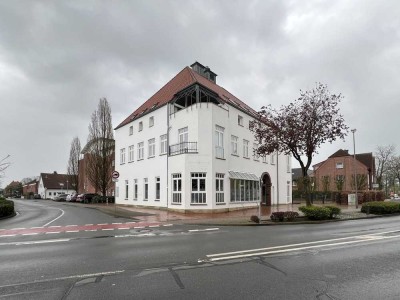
xmin=313 ymin=149 xmax=375 ymax=192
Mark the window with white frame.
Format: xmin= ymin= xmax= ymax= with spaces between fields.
xmin=243 ymin=140 xmax=249 ymax=158
xmin=336 ymin=162 xmax=344 ymax=169
xmin=238 ymin=115 xmax=243 ymax=126
xmin=262 ymin=155 xmax=267 ymax=163
xmin=215 ymin=125 xmax=224 ymax=159
xmin=253 ymin=143 xmax=259 ymax=161
xmin=128 ymin=145 xmax=134 ymax=162
xmin=230 ymin=179 xmax=260 ymax=202
xmin=129 ymin=126 xmax=133 ymax=135
xmin=155 ymin=177 xmax=160 ymax=200
xmin=286 ymin=155 xmax=291 ymax=173
xmin=160 ymin=134 xmax=167 ymax=155
xmin=271 ymin=152 xmax=276 ymax=164
xmin=149 ymin=116 xmax=154 ymax=127
xmin=125 ymin=180 xmax=129 ymax=199
xmin=139 ymin=121 xmax=143 ymax=131
xmin=120 ymin=148 xmax=126 ymax=164
xmin=191 ymin=173 xmax=206 ymax=204
xmin=287 ymin=181 xmax=291 ymax=203
xmin=144 ymin=178 xmax=148 ymax=200
xmin=148 ymin=138 xmax=155 ymax=158
xmin=172 ymin=174 xmax=182 ymax=204
xmin=178 ymin=127 xmax=188 ymax=143
xmin=138 ymin=142 xmax=144 ymax=160
xmin=216 ymin=173 xmax=224 ymax=203
xmin=231 ymin=135 xmax=238 ymax=156
xmin=134 ymin=179 xmax=138 ymax=200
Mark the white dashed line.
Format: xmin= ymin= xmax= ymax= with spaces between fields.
xmin=0 ymin=235 xmax=16 ymax=237
xmin=22 ymin=233 xmax=39 ymax=236
xmin=11 ymin=228 xmax=26 ymax=230
xmin=85 ymin=224 xmax=94 ymax=226
xmin=163 ymin=224 xmax=173 ymax=227
xmin=66 ymin=231 xmax=79 ymax=233
xmin=117 ymin=228 xmax=130 ymax=230
xmin=102 ymin=229 xmax=114 ymax=231
xmin=66 ymin=225 xmax=77 ymax=227
xmin=134 ymin=226 xmax=145 ymax=229
xmin=112 ymin=223 xmax=122 ymax=225
xmin=98 ymin=223 xmax=107 ymax=225
xmin=49 ymin=226 xmax=61 ymax=228
xmin=31 ymin=227 xmax=44 ymax=229
xmin=149 ymin=225 xmax=159 ymax=228
xmin=85 ymin=230 xmax=97 ymax=232
xmin=46 ymin=232 xmax=60 ymax=234
xmin=125 ymin=222 xmax=136 ymax=224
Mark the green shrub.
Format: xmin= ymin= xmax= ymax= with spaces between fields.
xmin=0 ymin=199 xmax=14 ymax=217
xmin=0 ymin=196 xmax=5 ymax=201
xmin=325 ymin=206 xmax=341 ymax=219
xmin=250 ymin=215 xmax=260 ymax=224
xmin=299 ymin=206 xmax=331 ymax=220
xmin=361 ymin=201 xmax=400 ymax=214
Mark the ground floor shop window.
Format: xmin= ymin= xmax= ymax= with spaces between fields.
xmin=230 ymin=179 xmax=260 ymax=202
xmin=155 ymin=177 xmax=160 ymax=200
xmin=134 ymin=179 xmax=138 ymax=200
xmin=172 ymin=174 xmax=182 ymax=204
xmin=144 ymin=178 xmax=148 ymax=200
xmin=191 ymin=173 xmax=206 ymax=204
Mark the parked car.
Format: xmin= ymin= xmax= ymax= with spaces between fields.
xmin=53 ymin=194 xmax=68 ymax=201
xmin=82 ymin=193 xmax=99 ymax=203
xmin=76 ymin=194 xmax=85 ymax=203
xmin=33 ymin=194 xmax=41 ymax=199
xmin=67 ymin=193 xmax=78 ymax=202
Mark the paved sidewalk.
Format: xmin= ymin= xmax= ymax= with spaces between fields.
xmin=86 ymin=202 xmax=369 ymax=226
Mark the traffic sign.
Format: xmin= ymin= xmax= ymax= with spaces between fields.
xmin=112 ymin=171 xmax=120 ymax=179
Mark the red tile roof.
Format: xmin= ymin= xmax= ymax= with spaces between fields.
xmin=115 ymin=65 xmax=258 ymax=129
xmin=40 ymin=172 xmax=75 ymax=190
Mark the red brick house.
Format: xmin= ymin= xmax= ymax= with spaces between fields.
xmin=78 ymin=140 xmax=115 ymax=196
xmin=22 ymin=179 xmax=39 ymax=198
xmin=313 ymin=149 xmax=375 ymax=192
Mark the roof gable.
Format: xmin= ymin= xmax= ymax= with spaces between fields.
xmin=40 ymin=173 xmax=74 ymax=190
xmin=115 ymin=64 xmax=258 ymax=129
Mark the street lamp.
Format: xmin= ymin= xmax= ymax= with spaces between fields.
xmin=66 ymin=180 xmax=69 ymax=194
xmin=351 ymin=129 xmax=358 ymax=209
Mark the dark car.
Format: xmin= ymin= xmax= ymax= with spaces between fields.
xmin=82 ymin=193 xmax=99 ymax=203
xmin=33 ymin=194 xmax=41 ymax=199
xmin=68 ymin=193 xmax=78 ymax=202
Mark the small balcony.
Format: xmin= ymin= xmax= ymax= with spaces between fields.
xmin=169 ymin=142 xmax=198 ymax=156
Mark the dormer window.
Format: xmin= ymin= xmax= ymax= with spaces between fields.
xmin=238 ymin=115 xmax=243 ymax=126
xmin=149 ymin=116 xmax=154 ymax=127
xmin=139 ymin=121 xmax=143 ymax=132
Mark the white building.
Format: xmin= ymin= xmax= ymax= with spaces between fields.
xmin=38 ymin=172 xmax=76 ymax=200
xmin=115 ymin=62 xmax=292 ymax=212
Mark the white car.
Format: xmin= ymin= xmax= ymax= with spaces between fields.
xmin=66 ymin=194 xmax=72 ymax=201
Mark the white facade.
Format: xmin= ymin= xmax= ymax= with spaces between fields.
xmin=115 ymin=101 xmax=292 ymax=212
xmin=38 ymin=176 xmax=76 ymax=200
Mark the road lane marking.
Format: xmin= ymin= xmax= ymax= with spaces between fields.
xmin=204 ymin=232 xmax=400 ymax=262
xmin=134 ymin=226 xmax=145 ymax=229
xmin=0 ymin=235 xmax=16 ymax=237
xmin=31 ymin=227 xmax=44 ymax=229
xmin=118 ymin=228 xmax=130 ymax=230
xmin=189 ymin=228 xmax=219 ymax=232
xmin=85 ymin=230 xmax=97 ymax=232
xmin=102 ymin=229 xmax=114 ymax=231
xmin=49 ymin=226 xmax=61 ymax=228
xmin=46 ymin=232 xmax=60 ymax=234
xmin=98 ymin=223 xmax=107 ymax=225
xmin=22 ymin=233 xmax=38 ymax=236
xmin=163 ymin=224 xmax=173 ymax=227
xmin=11 ymin=228 xmax=26 ymax=230
xmin=43 ymin=208 xmax=65 ymax=227
xmin=66 ymin=230 xmax=79 ymax=233
xmin=112 ymin=223 xmax=122 ymax=225
xmin=149 ymin=225 xmax=159 ymax=228
xmin=85 ymin=224 xmax=93 ymax=226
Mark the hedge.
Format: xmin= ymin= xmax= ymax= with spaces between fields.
xmin=299 ymin=205 xmax=341 ymax=220
xmin=361 ymin=201 xmax=400 ymax=215
xmin=0 ymin=199 xmax=14 ymax=218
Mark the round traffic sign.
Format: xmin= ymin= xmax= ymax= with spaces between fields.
xmin=112 ymin=171 xmax=120 ymax=179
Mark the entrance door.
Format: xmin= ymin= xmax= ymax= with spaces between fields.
xmin=262 ymin=173 xmax=272 ymax=206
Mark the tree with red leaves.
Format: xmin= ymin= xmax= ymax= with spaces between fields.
xmin=250 ymin=83 xmax=349 ymax=206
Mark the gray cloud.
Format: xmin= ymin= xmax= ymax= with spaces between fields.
xmin=1 ymin=0 xmax=399 ymax=184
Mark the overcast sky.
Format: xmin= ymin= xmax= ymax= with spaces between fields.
xmin=1 ymin=0 xmax=399 ymax=186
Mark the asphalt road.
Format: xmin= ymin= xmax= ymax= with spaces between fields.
xmin=2 ymin=200 xmax=400 ymax=299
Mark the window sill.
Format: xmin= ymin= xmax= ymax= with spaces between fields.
xmin=159 ymin=153 xmax=167 ymax=156
xmin=148 ymin=156 xmax=155 ymax=159
xmin=216 ymin=202 xmax=226 ymax=205
xmin=171 ymin=203 xmax=182 ymax=205
xmin=155 ymin=199 xmax=160 ymax=201
xmin=137 ymin=159 xmax=144 ymax=161
xmin=128 ymin=161 xmax=134 ymax=163
xmin=120 ymin=163 xmax=125 ymax=165
xmin=190 ymin=203 xmax=207 ymax=206
xmin=216 ymin=157 xmax=226 ymax=160
xmin=243 ymin=157 xmax=250 ymax=160
xmin=231 ymin=154 xmax=239 ymax=157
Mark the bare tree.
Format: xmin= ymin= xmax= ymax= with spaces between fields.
xmin=250 ymin=83 xmax=348 ymax=205
xmin=387 ymin=156 xmax=400 ymax=195
xmin=86 ymin=98 xmax=114 ymax=197
xmin=375 ymin=145 xmax=395 ymax=190
xmin=67 ymin=137 xmax=81 ymax=193
xmin=0 ymin=155 xmax=11 ymax=181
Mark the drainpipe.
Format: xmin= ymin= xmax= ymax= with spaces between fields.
xmin=166 ymin=104 xmax=170 ymax=212
xmin=276 ymin=150 xmax=279 ymax=209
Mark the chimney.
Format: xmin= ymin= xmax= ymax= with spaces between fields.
xmin=190 ymin=61 xmax=217 ymax=83
xmin=53 ymin=171 xmax=57 ymax=174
